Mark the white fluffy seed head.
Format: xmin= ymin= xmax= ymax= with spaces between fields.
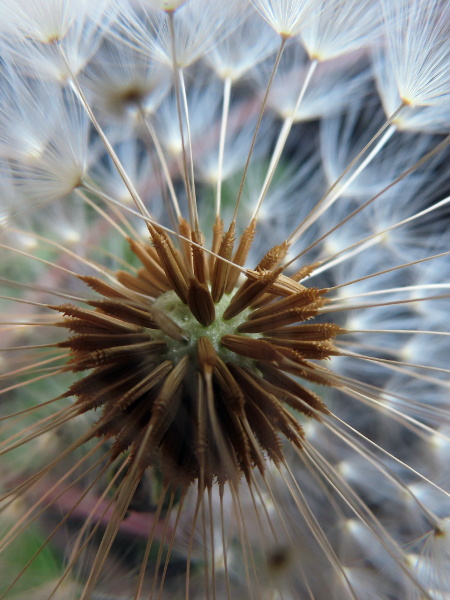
xmin=0 ymin=66 xmax=65 ymax=162
xmin=6 ymin=87 xmax=89 ymax=209
xmin=265 ymin=43 xmax=371 ymax=121
xmin=0 ymin=2 xmax=449 ymax=599
xmin=373 ymin=46 xmax=450 ymax=133
xmin=300 ymin=0 xmax=381 ymax=60
xmin=381 ymin=0 xmax=450 ymax=107
xmin=204 ymin=6 xmax=279 ymax=81
xmin=249 ymin=0 xmax=321 ymax=38
xmin=141 ymin=0 xmax=189 ymax=11
xmin=0 ymin=0 xmax=118 ymax=81
xmin=117 ymin=0 xmax=244 ymax=69
xmin=0 ymin=0 xmax=114 ymax=44
xmin=83 ymin=38 xmax=172 ymax=119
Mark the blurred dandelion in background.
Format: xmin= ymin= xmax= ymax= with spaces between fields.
xmin=0 ymin=0 xmax=450 ymax=598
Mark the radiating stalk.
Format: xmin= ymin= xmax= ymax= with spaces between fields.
xmin=287 ymin=103 xmax=406 ymax=245
xmin=232 ymin=36 xmax=288 ymax=223
xmin=138 ymin=107 xmax=182 ymax=221
xmin=293 ymin=124 xmax=396 ymax=241
xmin=252 ymin=59 xmax=318 ymax=220
xmin=56 ymin=44 xmax=150 ymax=221
xmin=167 ymin=11 xmax=200 ymax=234
xmin=216 ymin=77 xmax=232 ymax=218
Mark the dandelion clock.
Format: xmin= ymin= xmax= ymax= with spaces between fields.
xmin=1 ymin=0 xmax=449 ymax=599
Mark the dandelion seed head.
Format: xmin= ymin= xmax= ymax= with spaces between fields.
xmin=52 ymin=224 xmax=337 ymax=490
xmin=145 ymin=0 xmax=189 ymax=11
xmin=0 ymin=1 xmax=449 ymax=598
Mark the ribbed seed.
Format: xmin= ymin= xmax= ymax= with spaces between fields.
xmin=225 ymin=219 xmax=257 ymax=293
xmin=178 ymin=218 xmax=194 ymax=273
xmin=187 ymin=277 xmax=216 ymax=326
xmin=249 ymin=287 xmax=325 ymax=320
xmin=221 ymin=335 xmax=280 ymax=362
xmin=54 ymin=304 xmax=142 ymax=333
xmin=211 ymin=221 xmax=235 ymax=302
xmin=149 ymin=227 xmax=189 ymax=303
xmin=191 ymin=229 xmax=209 ymax=285
xmin=208 ymin=215 xmax=224 ymax=273
xmin=127 ymin=237 xmax=171 ymax=289
xmin=78 ymin=275 xmax=131 ymax=299
xmin=87 ymin=299 xmax=158 ymax=329
xmin=237 ymin=307 xmax=321 ymax=333
xmin=223 ymin=268 xmax=283 ymax=320
xmin=116 ymin=270 xmax=161 ymax=297
xmin=265 ymin=323 xmax=342 ymax=340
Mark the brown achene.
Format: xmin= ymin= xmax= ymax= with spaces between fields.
xmin=54 ymin=219 xmax=342 ymax=491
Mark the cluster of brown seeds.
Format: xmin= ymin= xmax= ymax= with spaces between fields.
xmin=53 ymin=219 xmax=342 ymax=490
